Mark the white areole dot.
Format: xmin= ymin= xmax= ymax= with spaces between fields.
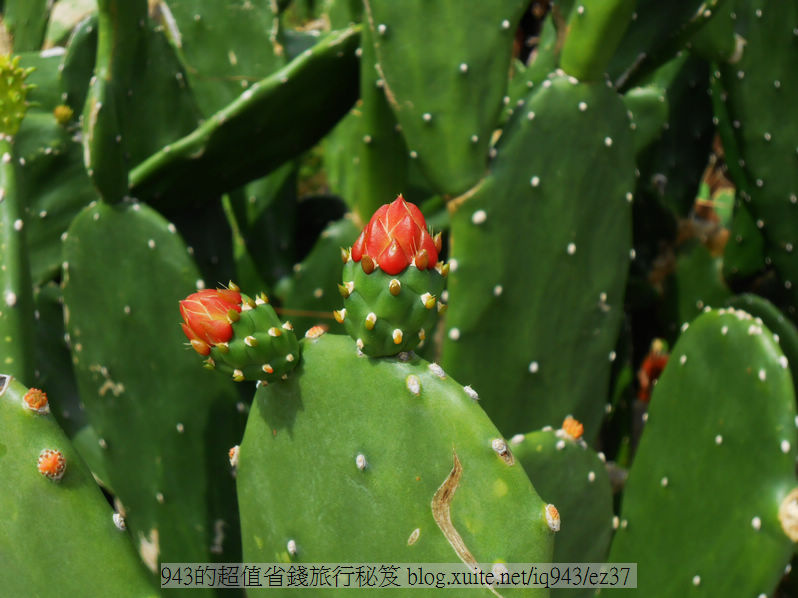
xmin=472 ymin=210 xmax=487 ymax=225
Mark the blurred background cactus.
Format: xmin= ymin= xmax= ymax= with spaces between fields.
xmin=1 ymin=0 xmax=798 ymax=596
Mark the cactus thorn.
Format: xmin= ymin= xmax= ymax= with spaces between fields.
xmin=334 ymin=309 xmax=347 ymax=323
xmin=389 ymin=279 xmax=402 ymax=296
xmin=361 ymin=255 xmax=376 ymax=274
xmin=268 ymin=327 xmax=282 ymax=337
xmin=340 ymin=247 xmax=350 ymax=263
xmin=282 ymin=321 xmax=294 ymax=331
xmin=256 ymin=292 xmax=269 ymax=305
xmin=229 ymin=446 xmax=240 ymax=468
xmin=420 ymin=293 xmax=436 ymax=309
xmin=244 ymin=335 xmax=258 ymax=347
xmin=216 ymin=342 xmax=230 ymax=354
xmin=392 ymin=329 xmax=403 ymax=344
xmin=262 ymin=364 xmax=274 ymax=374
xmin=305 ymin=325 xmax=327 ymax=339
xmin=414 ymin=250 xmax=429 ymax=270
xmin=227 ymin=309 xmax=240 ymax=323
xmin=356 ymin=453 xmax=368 ymax=470
xmin=338 ymin=282 xmax=354 ymax=298
xmin=232 ymin=369 xmax=245 ymax=382
xmin=365 ymin=312 xmax=377 ymax=330
xmin=113 ymin=512 xmax=126 ymax=530
xmin=433 ymin=232 xmax=442 ymax=253
xmin=545 ymin=504 xmax=561 ymax=532
xmin=406 ymin=374 xmax=421 ymax=395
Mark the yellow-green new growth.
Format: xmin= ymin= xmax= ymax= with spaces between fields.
xmin=0 ymin=54 xmax=34 ymax=136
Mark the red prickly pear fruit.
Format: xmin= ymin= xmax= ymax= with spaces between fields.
xmin=350 ymin=194 xmax=439 ymax=275
xmin=179 ymin=288 xmax=242 ymax=355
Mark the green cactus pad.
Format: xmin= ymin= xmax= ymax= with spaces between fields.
xmin=559 ymin=0 xmax=636 ymax=82
xmin=226 ymin=163 xmax=298 ymax=290
xmin=688 ymin=1 xmax=739 ymax=63
xmin=726 ymin=293 xmax=798 ymax=399
xmin=643 ymin=55 xmax=715 ymax=219
xmin=4 ymin=0 xmax=51 ymax=52
xmin=207 ymin=296 xmax=301 ymax=383
xmin=511 ymin=425 xmax=613 ymax=598
xmin=81 ymin=0 xmax=147 ymax=202
xmin=0 ymin=134 xmax=35 ymax=384
xmin=238 ymin=333 xmax=554 ymax=596
xmin=723 ymin=200 xmax=766 ymax=283
xmin=712 ymin=0 xmax=798 ymax=310
xmin=0 ymin=375 xmax=158 ymax=597
xmin=10 ymin=50 xmax=98 ymax=286
xmin=363 ymin=0 xmax=528 ymax=196
xmin=621 ymin=84 xmax=668 ymax=156
xmin=62 ymin=200 xmax=245 ymax=576
xmin=340 ymin=260 xmax=445 ymax=357
xmin=129 ymin=26 xmax=360 ymax=204
xmin=609 ymin=308 xmax=798 ymax=597
xmin=608 ymin=0 xmax=729 ymax=89
xmin=354 ymin=20 xmax=411 ymax=220
xmin=663 ymin=241 xmax=731 ymax=330
xmin=156 ymin=0 xmax=284 ymax=116
xmin=442 ymin=73 xmax=635 ymax=440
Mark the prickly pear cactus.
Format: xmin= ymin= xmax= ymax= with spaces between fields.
xmin=180 ymin=283 xmax=300 ymax=383
xmin=0 ymin=54 xmax=35 ymax=383
xmin=511 ymin=417 xmax=614 ymax=598
xmin=62 ymin=201 xmax=245 ymax=575
xmin=0 ymin=375 xmax=157 ymax=597
xmin=337 ymin=195 xmax=447 ymax=357
xmin=609 ymin=308 xmax=798 ymax=597
xmin=237 ymin=332 xmax=554 ymax=597
xmin=363 ymin=0 xmax=528 ymax=195
xmin=442 ymin=73 xmax=635 ymax=440
xmin=712 ymin=0 xmax=798 ymax=311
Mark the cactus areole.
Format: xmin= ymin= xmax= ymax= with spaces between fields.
xmin=179 ymin=284 xmax=300 ymax=383
xmin=339 ymin=195 xmax=448 ymax=357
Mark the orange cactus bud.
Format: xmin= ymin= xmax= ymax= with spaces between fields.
xmin=23 ymin=388 xmax=49 ymax=413
xmin=562 ymin=416 xmax=584 ymax=440
xmin=350 ymin=195 xmax=439 ymax=275
xmin=179 ymin=288 xmax=242 ymax=355
xmin=38 ymin=449 xmax=66 ymax=481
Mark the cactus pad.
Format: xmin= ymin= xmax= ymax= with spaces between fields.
xmin=237 ymin=333 xmax=554 ymax=594
xmin=0 ymin=375 xmax=157 ymax=596
xmin=609 ymin=308 xmax=798 ymax=597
